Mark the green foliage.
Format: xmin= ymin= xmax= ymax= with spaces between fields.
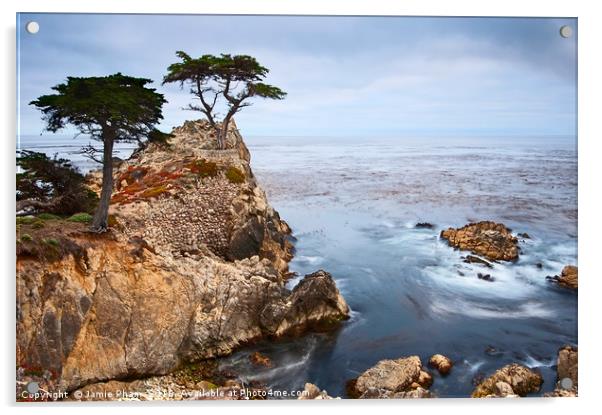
xmin=37 ymin=213 xmax=61 ymax=220
xmin=188 ymin=160 xmax=218 ymax=177
xmin=43 ymin=238 xmax=60 ymax=248
xmin=147 ymin=128 xmax=175 ymax=148
xmin=16 ymin=150 xmax=98 ymax=215
xmin=32 ymin=220 xmax=45 ymax=229
xmin=16 ymin=216 xmax=36 ymax=225
xmin=163 ymin=52 xmax=286 ymax=149
xmin=67 ymin=212 xmax=93 ymax=223
xmin=20 ymin=234 xmax=33 ymax=242
xmin=30 ymin=73 xmax=167 ymax=232
xmin=225 ymin=166 xmax=245 ymax=184
xmin=30 ymin=73 xmax=167 ymax=144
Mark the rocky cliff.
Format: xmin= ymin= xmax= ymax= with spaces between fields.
xmin=16 ymin=120 xmax=349 ymax=394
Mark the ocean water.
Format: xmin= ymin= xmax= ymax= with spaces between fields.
xmin=225 ymin=134 xmax=578 ymax=398
xmin=18 ymin=134 xmax=578 ymax=398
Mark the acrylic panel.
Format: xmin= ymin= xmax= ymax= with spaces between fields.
xmin=16 ymin=13 xmax=577 ymax=401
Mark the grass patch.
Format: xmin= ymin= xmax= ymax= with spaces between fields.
xmin=37 ymin=213 xmax=61 ymax=221
xmin=16 ymin=216 xmax=36 ymax=225
xmin=188 ymin=159 xmax=218 ymax=178
xmin=43 ymin=238 xmax=60 ymax=247
xmin=225 ymin=166 xmax=245 ymax=184
xmin=67 ymin=213 xmax=93 ymax=223
xmin=140 ymin=184 xmax=170 ymax=199
xmin=32 ymin=220 xmax=45 ymax=229
xmin=20 ymin=234 xmax=33 ymax=242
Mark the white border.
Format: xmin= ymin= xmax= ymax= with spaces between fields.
xmin=2 ymin=1 xmax=600 ymax=414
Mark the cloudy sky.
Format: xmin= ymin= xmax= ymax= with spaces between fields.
xmin=18 ymin=14 xmax=577 ymax=137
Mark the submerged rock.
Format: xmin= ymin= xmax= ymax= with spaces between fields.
xmin=545 ymin=345 xmax=578 ymax=397
xmin=298 ymin=383 xmax=337 ymax=399
xmin=546 ymin=265 xmax=578 ymax=290
xmin=471 ymin=364 xmax=543 ymax=398
xmin=348 ymin=356 xmax=432 ymax=399
xmin=440 ymin=221 xmax=519 ymax=261
xmin=415 ymin=222 xmax=434 ymax=229
xmin=249 ymin=351 xmax=272 ymax=368
xmin=428 ymin=354 xmax=453 ymax=376
xmin=463 ymin=255 xmax=493 ymax=268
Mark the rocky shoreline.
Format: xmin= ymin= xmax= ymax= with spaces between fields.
xmin=16 ymin=120 xmax=349 ymax=399
xmin=16 ymin=121 xmax=577 ymax=400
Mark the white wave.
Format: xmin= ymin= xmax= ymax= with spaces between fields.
xmin=430 ymin=299 xmax=554 ymax=319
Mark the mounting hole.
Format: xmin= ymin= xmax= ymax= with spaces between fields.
xmin=560 ymin=377 xmax=574 ymax=389
xmin=25 ymin=21 xmax=40 ymax=34
xmin=559 ymin=25 xmax=573 ymax=38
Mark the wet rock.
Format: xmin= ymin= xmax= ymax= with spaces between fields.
xmin=545 ymin=345 xmax=577 ymax=397
xmin=428 ymin=354 xmax=453 ymax=375
xmin=471 ymin=364 xmax=543 ymax=397
xmin=298 ymin=383 xmax=337 ymax=399
xmin=349 ymin=356 xmax=432 ymax=399
xmin=415 ymin=222 xmax=434 ymax=229
xmin=440 ymin=221 xmax=519 ymax=261
xmin=463 ymin=255 xmax=493 ymax=268
xmin=260 ymin=270 xmax=350 ymax=336
xmin=249 ymin=351 xmax=272 ymax=368
xmin=546 ymin=265 xmax=578 ymax=290
xmin=477 ymin=273 xmax=495 ymax=282
xmin=517 ymin=233 xmax=531 ymax=239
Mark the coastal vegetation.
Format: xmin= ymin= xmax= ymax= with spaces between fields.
xmin=163 ymin=51 xmax=286 ymax=149
xmin=30 ymin=73 xmax=167 ymax=232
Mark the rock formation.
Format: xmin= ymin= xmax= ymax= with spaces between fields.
xmin=16 ymin=120 xmax=349 ymax=394
xmin=471 ymin=364 xmax=543 ymax=398
xmin=298 ymin=383 xmax=337 ymax=400
xmin=545 ymin=345 xmax=578 ymax=397
xmin=546 ymin=265 xmax=578 ymax=290
xmin=428 ymin=354 xmax=453 ymax=376
xmin=347 ymin=356 xmax=432 ymax=399
xmin=440 ymin=221 xmax=519 ymax=261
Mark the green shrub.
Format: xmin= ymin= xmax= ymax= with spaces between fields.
xmin=67 ymin=213 xmax=93 ymax=223
xmin=188 ymin=159 xmax=218 ymax=177
xmin=16 ymin=216 xmax=36 ymax=225
xmin=20 ymin=234 xmax=32 ymax=242
xmin=226 ymin=166 xmax=245 ymax=184
xmin=43 ymin=238 xmax=60 ymax=247
xmin=32 ymin=220 xmax=45 ymax=229
xmin=37 ymin=213 xmax=61 ymax=220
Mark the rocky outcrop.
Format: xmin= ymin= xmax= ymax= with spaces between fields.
xmin=471 ymin=364 xmax=543 ymax=398
xmin=440 ymin=221 xmax=519 ymax=261
xmin=545 ymin=345 xmax=578 ymax=397
xmin=428 ymin=354 xmax=453 ymax=376
xmin=16 ymin=119 xmax=349 ymax=393
xmin=298 ymin=383 xmax=337 ymax=400
xmin=546 ymin=265 xmax=578 ymax=290
xmin=348 ymin=356 xmax=432 ymax=399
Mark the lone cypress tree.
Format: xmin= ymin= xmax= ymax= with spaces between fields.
xmin=163 ymin=51 xmax=286 ymax=149
xmin=30 ymin=73 xmax=167 ymax=232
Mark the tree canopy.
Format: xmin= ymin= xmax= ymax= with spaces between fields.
xmin=30 ymin=73 xmax=167 ymax=144
xmin=30 ymin=73 xmax=167 ymax=231
xmin=163 ymin=51 xmax=286 ymax=149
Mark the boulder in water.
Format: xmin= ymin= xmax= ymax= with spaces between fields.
xmin=471 ymin=364 xmax=543 ymax=397
xmin=348 ymin=355 xmax=432 ymax=399
xmin=428 ymin=354 xmax=453 ymax=376
xmin=546 ymin=265 xmax=578 ymax=290
xmin=440 ymin=221 xmax=519 ymax=261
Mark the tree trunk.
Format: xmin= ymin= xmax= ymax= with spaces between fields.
xmin=91 ymin=137 xmax=114 ymax=232
xmin=218 ymin=117 xmax=232 ymax=150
